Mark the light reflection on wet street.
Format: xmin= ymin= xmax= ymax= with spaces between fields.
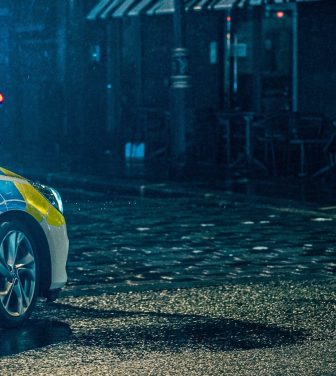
xmin=64 ymin=193 xmax=335 ymax=289
xmin=1 ymin=191 xmax=335 ymax=375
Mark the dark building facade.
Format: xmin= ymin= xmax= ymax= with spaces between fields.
xmin=1 ymin=1 xmax=96 ymax=167
xmin=86 ymin=0 xmax=336 ymax=176
xmin=1 ymin=0 xmax=335 ymax=176
xmin=298 ymin=1 xmax=336 ymax=118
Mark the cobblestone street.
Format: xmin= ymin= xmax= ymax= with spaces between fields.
xmin=0 ymin=188 xmax=335 ymax=375
xmin=65 ymin=191 xmax=335 ymax=291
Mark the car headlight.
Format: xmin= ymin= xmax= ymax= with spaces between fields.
xmin=31 ymin=182 xmax=64 ymax=214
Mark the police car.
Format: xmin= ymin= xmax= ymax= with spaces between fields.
xmin=0 ymin=167 xmax=68 ymax=327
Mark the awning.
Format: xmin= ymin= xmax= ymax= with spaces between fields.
xmin=87 ymin=0 xmax=319 ymax=20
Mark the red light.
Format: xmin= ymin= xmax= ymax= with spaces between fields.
xmin=276 ymin=11 xmax=285 ymax=18
xmin=0 ymin=93 xmax=4 ymax=104
xmin=226 ymin=16 xmax=231 ymax=22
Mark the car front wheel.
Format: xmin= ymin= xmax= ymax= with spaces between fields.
xmin=0 ymin=221 xmax=39 ymax=328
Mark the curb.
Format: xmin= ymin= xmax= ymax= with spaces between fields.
xmin=19 ymin=170 xmax=336 ymax=219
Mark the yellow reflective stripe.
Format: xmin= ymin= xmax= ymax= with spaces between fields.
xmin=47 ymin=205 xmax=66 ymax=227
xmin=0 ymin=167 xmax=25 ymax=179
xmin=14 ymin=182 xmax=49 ymax=222
xmin=14 ymin=181 xmax=65 ymax=227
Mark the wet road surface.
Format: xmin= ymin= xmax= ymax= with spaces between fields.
xmin=0 ymin=190 xmax=335 ymax=375
xmin=65 ymin=192 xmax=335 ymax=290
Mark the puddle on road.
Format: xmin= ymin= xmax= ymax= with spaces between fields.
xmin=0 ymin=320 xmax=72 ymax=357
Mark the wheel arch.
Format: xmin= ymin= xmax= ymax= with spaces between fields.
xmin=0 ymin=210 xmax=52 ymax=297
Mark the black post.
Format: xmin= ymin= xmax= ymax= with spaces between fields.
xmin=56 ymin=0 xmax=67 ymax=138
xmin=106 ymin=20 xmax=123 ymax=175
xmin=64 ymin=0 xmax=85 ymax=156
xmin=223 ymin=11 xmax=232 ymax=110
xmin=170 ymin=0 xmax=190 ymax=178
xmin=252 ymin=6 xmax=262 ymax=113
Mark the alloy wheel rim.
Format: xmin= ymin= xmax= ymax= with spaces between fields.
xmin=0 ymin=230 xmax=36 ymax=317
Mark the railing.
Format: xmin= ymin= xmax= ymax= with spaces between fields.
xmin=216 ymin=110 xmax=333 ymax=177
xmin=132 ymin=107 xmax=333 ymax=178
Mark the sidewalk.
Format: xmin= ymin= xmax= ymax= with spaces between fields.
xmin=2 ymin=150 xmax=336 ymax=209
xmin=11 ymin=168 xmax=336 ymax=213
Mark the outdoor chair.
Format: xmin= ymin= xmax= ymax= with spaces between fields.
xmin=312 ymin=118 xmax=336 ymax=178
xmin=254 ymin=112 xmax=289 ymax=175
xmin=286 ymin=112 xmax=329 ymax=177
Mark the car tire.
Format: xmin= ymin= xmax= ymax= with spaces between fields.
xmin=0 ymin=221 xmax=39 ymax=328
